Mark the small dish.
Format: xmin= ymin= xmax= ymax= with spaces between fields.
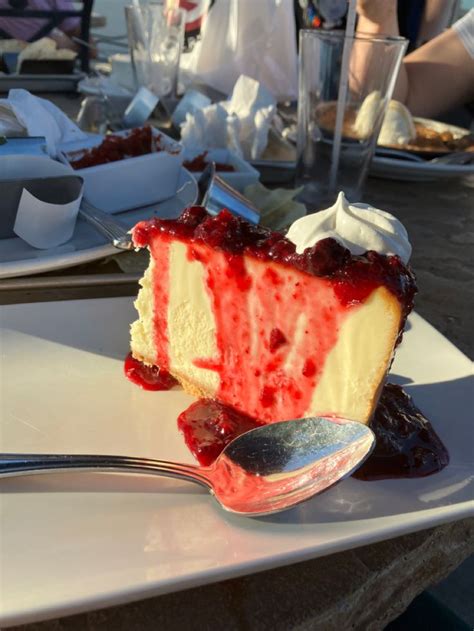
xmin=58 ymin=127 xmax=183 ymax=214
xmin=0 ymin=168 xmax=197 ymax=279
xmin=183 ymin=148 xmax=260 ymax=192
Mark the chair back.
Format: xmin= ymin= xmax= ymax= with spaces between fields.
xmin=0 ymin=0 xmax=94 ymax=71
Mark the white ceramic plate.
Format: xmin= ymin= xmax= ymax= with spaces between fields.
xmin=385 ymin=117 xmax=471 ymax=154
xmin=371 ymin=117 xmax=474 ymax=181
xmin=1 ymin=298 xmax=473 ymax=627
xmin=0 ymin=168 xmax=197 ymax=280
xmin=370 ymin=155 xmax=474 ymax=181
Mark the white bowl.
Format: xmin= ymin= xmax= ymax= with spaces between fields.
xmin=59 ymin=128 xmax=183 ymax=214
xmin=183 ymin=148 xmax=259 ymax=192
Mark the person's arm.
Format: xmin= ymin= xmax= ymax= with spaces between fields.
xmin=357 ymin=1 xmax=474 ymax=117
xmin=402 ymin=27 xmax=474 ymax=116
xmin=417 ymin=0 xmax=457 ymax=44
xmin=356 ymin=0 xmax=409 ymax=105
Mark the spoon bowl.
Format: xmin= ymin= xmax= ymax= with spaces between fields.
xmin=0 ymin=416 xmax=375 ymax=516
xmin=212 ymin=416 xmax=375 ymax=515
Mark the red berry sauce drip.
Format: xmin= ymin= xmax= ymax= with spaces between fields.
xmin=124 ymin=353 xmax=178 ymax=391
xmin=177 ymin=399 xmax=262 ymax=466
xmin=353 ymin=383 xmax=449 ymax=480
xmin=69 ymin=126 xmax=167 ymax=170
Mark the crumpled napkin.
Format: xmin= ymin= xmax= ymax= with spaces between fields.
xmin=180 ymin=75 xmax=276 ymax=160
xmin=0 ymin=89 xmax=88 ymax=156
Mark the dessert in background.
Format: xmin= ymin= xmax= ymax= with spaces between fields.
xmin=354 ymin=92 xmax=416 ymax=146
xmin=378 ymin=100 xmax=416 ymax=146
xmin=17 ymin=37 xmax=77 ymax=74
xmin=352 ymin=90 xmax=385 ymax=140
xmin=68 ymin=126 xmax=172 ymax=170
xmin=129 ymin=192 xmax=415 ymax=425
xmin=18 ymin=37 xmax=76 ymax=63
xmin=354 ymin=92 xmax=473 ymax=152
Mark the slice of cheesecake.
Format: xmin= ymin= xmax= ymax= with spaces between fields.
xmin=130 ymin=207 xmax=416 ymax=425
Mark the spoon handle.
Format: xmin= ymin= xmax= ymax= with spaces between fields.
xmin=0 ymin=453 xmax=212 ymax=489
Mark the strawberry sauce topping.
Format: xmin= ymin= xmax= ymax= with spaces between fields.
xmin=133 ymin=206 xmax=416 ymax=325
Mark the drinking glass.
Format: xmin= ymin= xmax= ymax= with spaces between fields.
xmin=296 ymin=30 xmax=407 ymax=208
xmin=125 ymin=3 xmax=185 ymax=99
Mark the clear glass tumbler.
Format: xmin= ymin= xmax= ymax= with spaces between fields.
xmin=296 ymin=30 xmax=407 ymax=209
xmin=125 ymin=2 xmax=185 ymax=99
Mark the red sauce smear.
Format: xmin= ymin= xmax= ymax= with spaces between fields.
xmin=176 ymin=385 xmax=449 ymax=479
xmin=177 ymin=399 xmax=262 ymax=466
xmin=183 ymin=151 xmax=235 ymax=172
xmin=69 ymin=126 xmax=169 ymax=169
xmin=353 ymin=383 xmax=449 ymax=480
xmin=124 ymin=352 xmax=178 ymax=391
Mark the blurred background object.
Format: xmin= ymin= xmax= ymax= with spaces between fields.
xmin=296 ymin=29 xmax=407 ymax=207
xmin=125 ymin=1 xmax=185 ymax=98
xmin=0 ymin=0 xmax=94 ymax=71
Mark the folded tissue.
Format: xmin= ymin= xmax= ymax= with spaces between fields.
xmin=0 ymin=89 xmax=88 ymax=156
xmin=0 ymin=155 xmax=83 ymax=248
xmin=180 ymin=75 xmax=276 ymax=160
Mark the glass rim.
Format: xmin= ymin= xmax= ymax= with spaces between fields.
xmin=299 ymin=29 xmax=407 ymax=45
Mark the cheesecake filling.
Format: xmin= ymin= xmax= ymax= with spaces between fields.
xmin=131 ymin=206 xmax=415 ymax=424
xmin=182 ymin=243 xmax=352 ymax=423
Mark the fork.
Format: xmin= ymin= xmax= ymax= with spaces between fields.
xmin=79 ymin=199 xmax=134 ymax=250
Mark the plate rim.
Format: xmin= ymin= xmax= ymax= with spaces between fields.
xmin=3 ymin=501 xmax=472 ymax=628
xmin=1 ymin=298 xmax=473 ymax=627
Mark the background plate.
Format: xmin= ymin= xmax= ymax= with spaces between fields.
xmin=369 ymin=155 xmax=474 ymax=181
xmin=1 ymin=297 xmax=473 ymax=627
xmin=0 ymin=72 xmax=84 ymax=92
xmin=0 ymin=168 xmax=197 ymax=279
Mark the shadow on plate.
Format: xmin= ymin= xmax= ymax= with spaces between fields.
xmin=0 ymin=470 xmax=206 ymax=496
xmin=2 ymin=296 xmax=136 ymax=359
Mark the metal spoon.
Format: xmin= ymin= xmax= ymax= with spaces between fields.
xmin=0 ymin=416 xmax=374 ymax=516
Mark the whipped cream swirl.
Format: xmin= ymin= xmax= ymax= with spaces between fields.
xmin=286 ymin=192 xmax=412 ymax=263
